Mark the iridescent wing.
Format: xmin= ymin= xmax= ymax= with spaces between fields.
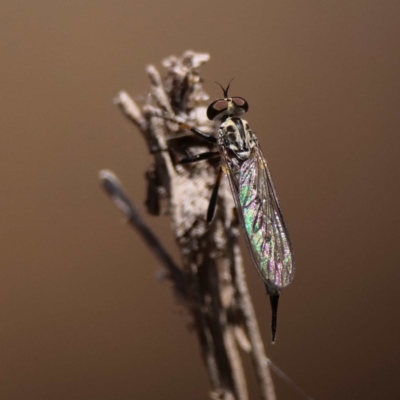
xmin=222 ymin=145 xmax=295 ymax=293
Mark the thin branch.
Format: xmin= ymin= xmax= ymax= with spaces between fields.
xmin=232 ymin=236 xmax=276 ymax=400
xmin=99 ymin=169 xmax=186 ymax=297
xmin=114 ymin=91 xmax=147 ymax=132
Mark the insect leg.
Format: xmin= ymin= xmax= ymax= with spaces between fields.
xmin=207 ymin=167 xmax=222 ymax=222
xmin=162 ymin=116 xmax=218 ymax=144
xmin=180 ymin=151 xmax=220 ymax=164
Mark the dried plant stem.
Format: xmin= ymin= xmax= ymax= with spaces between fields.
xmin=101 ymin=51 xmax=276 ymax=400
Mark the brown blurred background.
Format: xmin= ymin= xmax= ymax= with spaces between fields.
xmin=1 ymin=1 xmax=400 ymax=399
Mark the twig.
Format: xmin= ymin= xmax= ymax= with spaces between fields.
xmin=99 ymin=170 xmax=186 ymax=297
xmin=232 ymin=234 xmax=276 ymax=400
xmin=102 ymin=50 xmax=276 ymax=400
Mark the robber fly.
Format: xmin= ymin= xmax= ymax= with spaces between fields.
xmin=167 ymin=81 xmax=295 ymax=342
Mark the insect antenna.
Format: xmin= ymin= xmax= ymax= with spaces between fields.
xmin=214 ymin=77 xmax=234 ymax=98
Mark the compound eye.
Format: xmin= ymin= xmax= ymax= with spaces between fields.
xmin=232 ymin=97 xmax=249 ymax=115
xmin=232 ymin=97 xmax=245 ymax=106
xmin=207 ymin=99 xmax=229 ymax=120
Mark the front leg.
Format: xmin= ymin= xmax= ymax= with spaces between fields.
xmin=179 ymin=151 xmax=220 ymax=164
xmin=159 ymin=114 xmax=218 ymax=144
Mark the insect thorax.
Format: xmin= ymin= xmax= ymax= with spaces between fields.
xmin=218 ymin=117 xmax=257 ymax=162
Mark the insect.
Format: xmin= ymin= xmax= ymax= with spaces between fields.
xmin=167 ymin=80 xmax=295 ymax=342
